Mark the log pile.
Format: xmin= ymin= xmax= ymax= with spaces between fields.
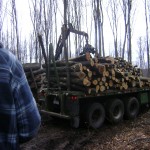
xmin=23 ymin=63 xmax=45 ymax=91
xmin=23 ymin=54 xmax=150 ymax=95
xmin=41 ymin=53 xmax=150 ymax=95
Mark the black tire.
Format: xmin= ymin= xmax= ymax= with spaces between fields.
xmin=107 ymin=99 xmax=124 ymax=124
xmin=124 ymin=97 xmax=139 ymax=120
xmin=86 ymin=103 xmax=105 ymax=129
xmin=70 ymin=117 xmax=80 ymax=128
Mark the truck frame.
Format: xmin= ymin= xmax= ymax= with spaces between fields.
xmin=40 ymin=86 xmax=150 ymax=128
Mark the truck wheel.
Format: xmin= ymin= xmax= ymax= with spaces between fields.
xmin=70 ymin=116 xmax=80 ymax=128
xmin=124 ymin=97 xmax=139 ymax=119
xmin=107 ymin=99 xmax=124 ymax=124
xmin=86 ymin=103 xmax=105 ymax=129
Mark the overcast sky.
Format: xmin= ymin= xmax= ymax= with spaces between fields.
xmin=2 ymin=0 xmax=148 ymax=62
xmin=11 ymin=0 xmax=146 ymax=40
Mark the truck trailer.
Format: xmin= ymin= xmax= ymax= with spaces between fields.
xmin=40 ymin=86 xmax=150 ymax=129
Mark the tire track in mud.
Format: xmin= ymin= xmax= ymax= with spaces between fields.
xmin=21 ymin=114 xmax=95 ymax=150
xmin=42 ymin=120 xmax=94 ymax=150
xmin=21 ymin=110 xmax=150 ymax=150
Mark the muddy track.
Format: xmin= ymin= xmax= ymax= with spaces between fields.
xmin=21 ymin=110 xmax=150 ymax=150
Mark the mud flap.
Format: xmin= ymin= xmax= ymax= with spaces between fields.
xmin=70 ymin=116 xmax=80 ymax=128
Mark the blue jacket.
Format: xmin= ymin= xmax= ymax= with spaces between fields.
xmin=0 ymin=48 xmax=41 ymax=150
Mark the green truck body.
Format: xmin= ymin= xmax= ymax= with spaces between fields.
xmin=40 ymin=86 xmax=150 ymax=128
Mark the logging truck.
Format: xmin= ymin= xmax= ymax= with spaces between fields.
xmin=37 ymin=24 xmax=150 ymax=129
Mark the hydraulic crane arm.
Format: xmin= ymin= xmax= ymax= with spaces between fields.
xmin=55 ymin=23 xmax=94 ymax=61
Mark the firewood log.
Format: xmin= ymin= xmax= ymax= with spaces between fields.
xmin=99 ymin=85 xmax=105 ymax=92
xmin=69 ymin=52 xmax=91 ymax=62
xmin=83 ymin=78 xmax=91 ymax=86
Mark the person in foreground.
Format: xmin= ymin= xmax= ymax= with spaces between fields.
xmin=0 ymin=43 xmax=41 ymax=150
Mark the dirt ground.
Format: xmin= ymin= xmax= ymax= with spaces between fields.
xmin=21 ymin=108 xmax=150 ymax=150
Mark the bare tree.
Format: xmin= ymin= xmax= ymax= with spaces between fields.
xmin=144 ymin=0 xmax=150 ymax=73
xmin=120 ymin=0 xmax=128 ymax=59
xmin=29 ymin=0 xmax=59 ymax=63
xmin=67 ymin=0 xmax=83 ymax=57
xmin=137 ymin=37 xmax=145 ymax=68
xmin=29 ymin=0 xmax=42 ymax=62
xmin=106 ymin=0 xmax=120 ymax=58
xmin=11 ymin=0 xmax=20 ymax=60
xmin=29 ymin=33 xmax=34 ymax=63
xmin=92 ymin=0 xmax=105 ymax=57
xmin=21 ymin=39 xmax=28 ymax=63
xmin=0 ymin=0 xmax=8 ymax=42
xmin=43 ymin=0 xmax=52 ymax=54
xmin=127 ymin=0 xmax=132 ymax=62
xmin=0 ymin=0 xmax=3 ymax=37
xmin=119 ymin=0 xmax=134 ymax=62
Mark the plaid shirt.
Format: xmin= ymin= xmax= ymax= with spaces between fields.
xmin=0 ymin=48 xmax=41 ymax=150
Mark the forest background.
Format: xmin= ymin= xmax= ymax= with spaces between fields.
xmin=0 ymin=0 xmax=150 ymax=70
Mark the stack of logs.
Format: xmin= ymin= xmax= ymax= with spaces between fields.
xmin=41 ymin=53 xmax=150 ymax=95
xmin=23 ymin=63 xmax=45 ymax=91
